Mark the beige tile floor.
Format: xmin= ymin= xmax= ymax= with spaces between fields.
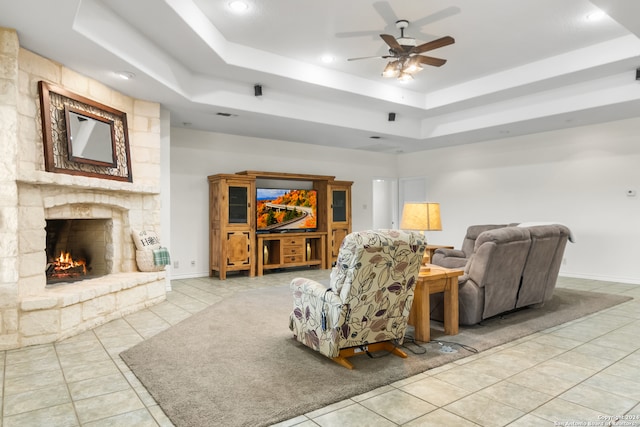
xmin=2 ymin=272 xmax=640 ymax=427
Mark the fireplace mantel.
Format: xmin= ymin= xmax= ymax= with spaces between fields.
xmin=17 ymin=170 xmax=160 ymax=195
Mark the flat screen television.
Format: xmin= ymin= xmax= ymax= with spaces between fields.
xmin=256 ymin=188 xmax=317 ymax=233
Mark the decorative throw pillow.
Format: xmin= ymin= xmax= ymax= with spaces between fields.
xmin=131 ymin=229 xmax=161 ymax=251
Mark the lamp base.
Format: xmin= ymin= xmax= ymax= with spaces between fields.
xmin=420 ymin=265 xmax=431 ymax=273
xmin=422 ymin=251 xmax=430 ymax=266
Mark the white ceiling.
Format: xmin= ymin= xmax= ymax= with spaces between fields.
xmin=2 ymin=0 xmax=640 ymax=153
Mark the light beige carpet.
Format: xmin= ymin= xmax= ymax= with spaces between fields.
xmin=120 ymin=285 xmax=631 ymax=427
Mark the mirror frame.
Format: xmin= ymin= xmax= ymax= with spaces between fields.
xmin=38 ymin=81 xmax=133 ymax=182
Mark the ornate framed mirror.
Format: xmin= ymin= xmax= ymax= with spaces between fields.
xmin=38 ymin=81 xmax=133 ymax=182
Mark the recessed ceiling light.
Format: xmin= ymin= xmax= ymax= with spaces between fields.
xmin=229 ymin=1 xmax=249 ymax=13
xmin=586 ymin=10 xmax=606 ymax=21
xmin=117 ymin=71 xmax=135 ymax=80
xmin=321 ymin=55 xmax=335 ymax=64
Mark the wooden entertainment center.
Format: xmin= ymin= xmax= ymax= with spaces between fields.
xmin=208 ymin=171 xmax=352 ymax=279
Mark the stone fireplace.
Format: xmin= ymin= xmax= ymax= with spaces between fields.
xmin=0 ymin=27 xmax=167 ymax=350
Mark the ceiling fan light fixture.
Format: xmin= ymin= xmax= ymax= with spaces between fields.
xmin=398 ymin=72 xmax=413 ymax=82
xmin=403 ymin=64 xmax=420 ymax=74
xmin=382 ymin=61 xmax=400 ymax=78
xmin=403 ymin=58 xmax=422 ymax=74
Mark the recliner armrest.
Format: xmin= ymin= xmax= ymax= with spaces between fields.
xmin=431 ymin=248 xmax=468 ymax=269
xmin=435 ymin=248 xmax=465 ymax=258
xmin=290 ymin=277 xmax=345 ymax=329
xmin=290 ymin=277 xmax=333 ymax=297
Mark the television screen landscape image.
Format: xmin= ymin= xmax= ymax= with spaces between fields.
xmin=256 ymin=188 xmax=317 ymax=232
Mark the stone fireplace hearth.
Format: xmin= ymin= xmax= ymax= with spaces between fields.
xmin=0 ymin=27 xmax=167 ymax=350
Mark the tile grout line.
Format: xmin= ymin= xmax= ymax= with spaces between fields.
xmin=52 ymin=339 xmax=82 ymax=426
xmin=114 ymin=314 xmax=163 ymax=426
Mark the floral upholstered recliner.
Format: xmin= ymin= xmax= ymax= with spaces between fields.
xmin=289 ymin=229 xmax=426 ymax=369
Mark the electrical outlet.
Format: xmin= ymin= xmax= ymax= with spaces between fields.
xmin=173 ymin=261 xmax=179 ymax=268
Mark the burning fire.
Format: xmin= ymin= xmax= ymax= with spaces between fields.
xmin=50 ymin=251 xmax=87 ymax=276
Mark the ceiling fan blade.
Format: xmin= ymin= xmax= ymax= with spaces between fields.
xmin=347 ymin=55 xmax=387 ymax=61
xmin=335 ymin=30 xmax=381 ymax=40
xmin=380 ymin=34 xmax=405 ymax=54
xmin=410 ymin=36 xmax=455 ymax=54
xmin=411 ymin=6 xmax=461 ymax=29
xmin=372 ymin=2 xmax=399 ymax=27
xmin=415 ymin=55 xmax=447 ymax=67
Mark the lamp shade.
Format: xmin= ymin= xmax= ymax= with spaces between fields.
xmin=400 ymin=202 xmax=442 ymax=231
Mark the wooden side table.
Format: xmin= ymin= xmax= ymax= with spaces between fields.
xmin=408 ymin=265 xmax=464 ymax=342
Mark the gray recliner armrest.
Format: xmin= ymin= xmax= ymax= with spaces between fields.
xmin=435 ymin=248 xmax=465 ymax=258
xmin=431 ymin=248 xmax=468 ymax=268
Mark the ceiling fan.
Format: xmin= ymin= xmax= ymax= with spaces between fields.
xmin=348 ymin=20 xmax=455 ymax=81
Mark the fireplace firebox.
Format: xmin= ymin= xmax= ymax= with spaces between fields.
xmin=45 ymin=219 xmax=112 ymax=284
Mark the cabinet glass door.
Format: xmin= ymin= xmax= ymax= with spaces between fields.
xmin=228 ymin=186 xmax=248 ymax=223
xmin=332 ymin=190 xmax=347 ymax=222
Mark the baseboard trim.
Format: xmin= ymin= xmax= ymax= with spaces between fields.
xmin=559 ymin=273 xmax=640 ymax=285
xmin=168 ymin=271 xmax=210 ymax=280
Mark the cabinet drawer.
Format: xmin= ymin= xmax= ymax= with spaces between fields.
xmin=283 ymin=237 xmax=305 ymax=246
xmin=283 ymin=254 xmax=304 ymax=264
xmin=283 ymin=245 xmax=303 ymax=256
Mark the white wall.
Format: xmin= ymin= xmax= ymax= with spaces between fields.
xmin=160 ymin=107 xmax=172 ymax=290
xmin=169 ymin=127 xmax=397 ymax=278
xmin=169 ymin=118 xmax=640 ymax=283
xmin=372 ymin=178 xmax=397 ymax=229
xmin=397 ymin=117 xmax=640 ymax=284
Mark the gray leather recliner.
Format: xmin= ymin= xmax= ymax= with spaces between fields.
xmin=431 ymin=224 xmax=507 ymax=269
xmin=517 ymin=224 xmax=571 ymax=308
xmin=430 ymin=224 xmax=571 ymax=325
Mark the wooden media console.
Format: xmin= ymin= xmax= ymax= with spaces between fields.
xmin=208 ymin=171 xmax=352 ymax=279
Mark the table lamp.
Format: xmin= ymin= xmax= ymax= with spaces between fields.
xmin=400 ymin=202 xmax=441 ymax=271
